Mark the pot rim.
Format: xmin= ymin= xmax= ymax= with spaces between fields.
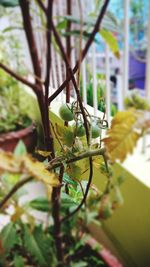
xmin=0 ymin=122 xmax=36 ymax=142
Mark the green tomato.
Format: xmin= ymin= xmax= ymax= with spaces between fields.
xmin=74 ymin=123 xmax=85 ymax=137
xmin=91 ymin=124 xmax=100 ymax=139
xmin=59 ymin=104 xmax=74 ymax=121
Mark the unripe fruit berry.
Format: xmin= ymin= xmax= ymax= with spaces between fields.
xmin=59 ymin=104 xmax=74 ymax=121
xmin=74 ymin=123 xmax=85 ymax=137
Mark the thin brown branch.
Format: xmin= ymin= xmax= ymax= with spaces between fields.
xmin=36 ymin=0 xmax=47 ymax=13
xmin=52 ymin=166 xmax=64 ymax=267
xmin=65 ymin=0 xmax=72 ymax=104
xmin=0 ymin=63 xmax=38 ymax=93
xmin=45 ymin=0 xmax=53 ymax=101
xmin=77 ymin=0 xmax=84 ymax=87
xmin=0 ymin=177 xmax=32 ymax=211
xmin=42 ymin=0 xmax=55 ymax=155
xmin=19 ymin=0 xmax=42 ymax=85
xmin=47 ymin=148 xmax=105 ymax=170
xmin=48 ymin=0 xmax=110 ymax=103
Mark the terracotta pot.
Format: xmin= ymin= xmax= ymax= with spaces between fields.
xmin=0 ymin=123 xmax=37 ymax=153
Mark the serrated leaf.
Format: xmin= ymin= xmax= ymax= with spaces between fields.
xmin=23 ymin=225 xmax=51 ymax=267
xmin=55 ymin=123 xmax=74 ymax=147
xmin=29 ymin=197 xmax=50 ymax=212
xmin=63 ymin=173 xmax=78 ymax=186
xmin=70 ymin=261 xmax=87 ymax=267
xmin=23 ymin=156 xmax=59 ymax=187
xmin=100 ymin=29 xmax=120 ymax=58
xmin=0 ymin=0 xmax=19 ymax=7
xmin=32 ymin=226 xmax=52 ymax=263
xmin=14 ymin=255 xmax=24 ymax=267
xmin=0 ymin=223 xmax=18 ymax=253
xmin=14 ymin=140 xmax=27 ymax=156
xmin=0 ymin=151 xmax=59 ymax=200
xmin=103 ymin=111 xmax=140 ymax=162
xmin=61 ymin=192 xmax=78 ymax=209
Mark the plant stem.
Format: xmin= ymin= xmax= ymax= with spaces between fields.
xmin=47 ymin=148 xmax=105 ymax=170
xmin=66 ymin=0 xmax=72 ymax=104
xmin=44 ymin=0 xmax=55 ymax=155
xmin=36 ymin=0 xmax=47 ymax=13
xmin=19 ymin=0 xmax=54 ymax=154
xmin=0 ymin=63 xmax=38 ymax=92
xmin=0 ymin=177 xmax=32 ymax=210
xmin=19 ymin=0 xmax=42 ymax=84
xmin=52 ymin=166 xmax=64 ymax=267
xmin=45 ymin=0 xmax=53 ymax=101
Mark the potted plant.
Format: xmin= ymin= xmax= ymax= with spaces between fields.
xmin=0 ymin=0 xmax=149 ymax=266
xmin=0 ymin=70 xmax=37 ymax=152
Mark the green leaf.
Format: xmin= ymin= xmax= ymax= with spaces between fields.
xmin=23 ymin=225 xmax=51 ymax=267
xmin=29 ymin=197 xmax=50 ymax=212
xmin=56 ymin=20 xmax=67 ymax=30
xmin=1 ymin=222 xmax=18 ymax=253
xmin=0 ymin=0 xmax=19 ymax=7
xmin=70 ymin=261 xmax=87 ymax=267
xmin=63 ymin=173 xmax=78 ymax=186
xmin=14 ymin=255 xmax=24 ymax=267
xmin=61 ymin=192 xmax=78 ymax=209
xmin=14 ymin=140 xmax=27 ymax=156
xmin=100 ymin=29 xmax=120 ymax=58
xmin=32 ymin=226 xmax=53 ymax=262
xmin=2 ymin=173 xmax=20 ymax=186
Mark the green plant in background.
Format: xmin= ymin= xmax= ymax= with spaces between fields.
xmin=125 ymin=90 xmax=150 ymax=111
xmin=0 ymin=69 xmax=32 ymax=133
xmin=80 ymin=73 xmax=118 ymax=116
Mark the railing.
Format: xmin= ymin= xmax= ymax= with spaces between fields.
xmin=48 ymin=0 xmax=130 ymax=123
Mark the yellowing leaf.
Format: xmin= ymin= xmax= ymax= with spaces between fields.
xmin=23 ymin=156 xmax=59 ymax=187
xmin=100 ymin=29 xmax=120 ymax=58
xmin=0 ymin=151 xmax=21 ymax=173
xmin=103 ymin=111 xmax=140 ymax=162
xmin=55 ymin=123 xmax=74 ymax=147
xmin=0 ymin=151 xmax=59 ymax=194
